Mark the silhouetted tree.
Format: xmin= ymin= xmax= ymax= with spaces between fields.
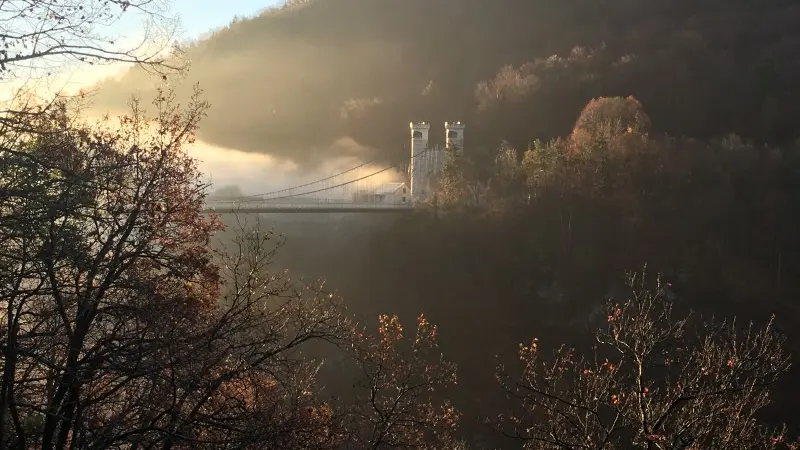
xmin=0 ymin=0 xmax=180 ymax=80
xmin=0 ymin=0 xmax=185 ymax=132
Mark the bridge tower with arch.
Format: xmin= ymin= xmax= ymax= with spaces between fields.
xmin=409 ymin=122 xmax=431 ymax=203
xmin=445 ymin=121 xmax=465 ymax=155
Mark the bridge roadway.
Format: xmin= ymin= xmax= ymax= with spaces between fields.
xmin=201 ymin=201 xmax=414 ymax=214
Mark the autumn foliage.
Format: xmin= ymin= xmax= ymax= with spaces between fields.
xmin=0 ymin=87 xmax=462 ymax=449
xmin=345 ymin=313 xmax=459 ymax=449
xmin=570 ymin=96 xmax=651 ymax=152
xmin=496 ymin=270 xmax=796 ymax=449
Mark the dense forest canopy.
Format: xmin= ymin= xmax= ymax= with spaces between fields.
xmin=88 ymin=0 xmax=800 ymax=166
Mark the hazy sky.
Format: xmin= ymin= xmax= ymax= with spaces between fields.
xmin=94 ymin=0 xmax=399 ymax=197
xmin=98 ymin=1 xmax=312 ymax=196
xmin=144 ymin=1 xmax=400 ymax=196
xmin=2 ymin=0 xmax=398 ymax=196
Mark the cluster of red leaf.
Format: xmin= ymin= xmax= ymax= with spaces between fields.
xmin=496 ymin=270 xmax=797 ymax=449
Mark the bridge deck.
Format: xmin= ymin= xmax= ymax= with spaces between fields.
xmin=202 ymin=202 xmax=414 ymax=214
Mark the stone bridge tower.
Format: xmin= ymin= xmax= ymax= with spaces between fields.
xmin=409 ymin=122 xmax=430 ymax=203
xmin=445 ymin=121 xmax=465 ymax=155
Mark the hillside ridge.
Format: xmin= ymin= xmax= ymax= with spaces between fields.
xmin=88 ymin=0 xmax=800 ymax=166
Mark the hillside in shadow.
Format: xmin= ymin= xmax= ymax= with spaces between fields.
xmin=88 ymin=0 xmax=800 ymax=167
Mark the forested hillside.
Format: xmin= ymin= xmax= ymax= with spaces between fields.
xmin=90 ymin=0 xmax=800 ymax=166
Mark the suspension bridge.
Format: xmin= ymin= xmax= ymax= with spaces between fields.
xmin=202 ymin=144 xmax=448 ymax=214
